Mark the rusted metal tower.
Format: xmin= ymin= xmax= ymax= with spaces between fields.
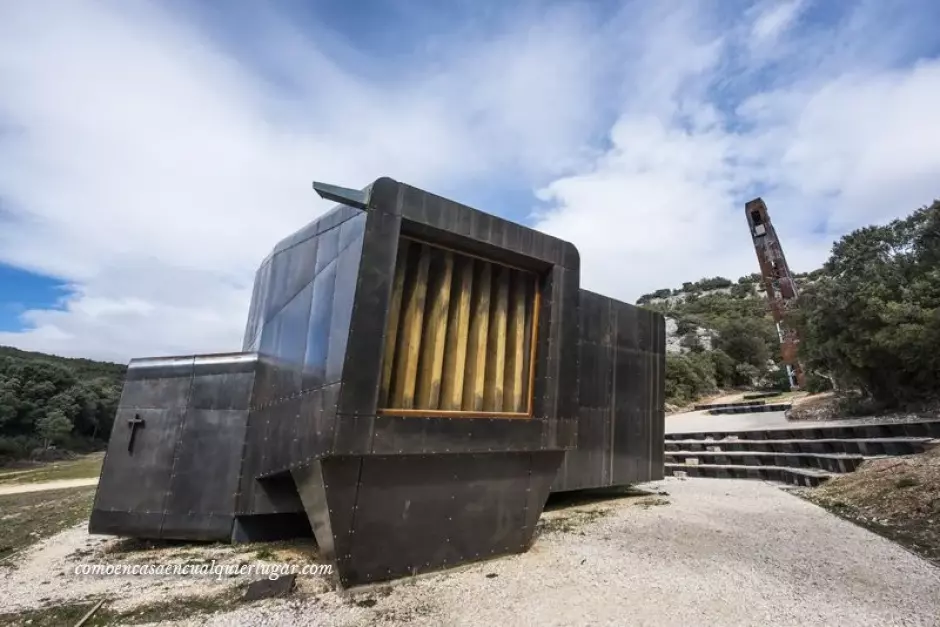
xmin=745 ymin=198 xmax=805 ymax=389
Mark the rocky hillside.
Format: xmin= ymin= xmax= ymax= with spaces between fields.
xmin=635 ymin=274 xmax=817 ymax=405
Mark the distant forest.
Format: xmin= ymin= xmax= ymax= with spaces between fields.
xmin=0 ymin=346 xmax=125 ymax=462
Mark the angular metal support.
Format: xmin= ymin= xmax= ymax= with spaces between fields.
xmin=312 ymin=181 xmax=370 ymax=210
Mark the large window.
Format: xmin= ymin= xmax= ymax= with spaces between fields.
xmin=379 ymin=237 xmax=540 ymax=416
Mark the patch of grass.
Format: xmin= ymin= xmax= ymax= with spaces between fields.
xmin=537 ymin=507 xmax=612 ymax=536
xmin=0 ymin=453 xmax=104 ymax=486
xmin=634 ymin=496 xmax=670 ymax=509
xmin=0 ymin=588 xmax=246 ymax=627
xmin=0 ymin=486 xmax=96 ymax=563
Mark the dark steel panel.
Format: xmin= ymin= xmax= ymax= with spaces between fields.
xmin=270 ymin=204 xmax=359 ymax=255
xmin=92 ymin=407 xmax=187 ymax=523
xmin=315 ymin=223 xmax=340 ymax=276
xmin=396 ymin=186 xmax=564 ymax=272
xmin=250 ymin=474 xmax=305 ymax=515
xmin=332 ymin=414 xmax=375 ymax=455
xmin=521 ymin=451 xmax=566 ymax=542
xmin=189 ymin=372 xmax=255 ymax=410
xmin=160 ymin=514 xmax=233 ymax=541
xmin=369 ymin=414 xmax=547 ymax=455
xmin=235 ymin=405 xmax=267 ymax=514
xmin=339 ymin=209 xmax=367 ymax=250
xmin=88 ymin=510 xmax=165 ymax=538
xmin=271 ymin=285 xmax=312 ymax=399
xmin=164 ymin=409 xmax=249 ymax=519
xmin=326 ymin=217 xmax=366 ymax=383
xmin=261 ymin=396 xmax=303 ymax=476
xmin=337 ymin=208 xmax=401 ymax=418
xmin=303 ymin=259 xmax=338 ymax=390
xmin=344 ymin=453 xmax=538 ymax=586
xmin=285 ymin=235 xmax=319 ymax=302
xmin=292 ymin=457 xmax=362 ymax=566
xmin=121 ymin=358 xmax=195 ymax=408
xmin=291 ymin=461 xmax=333 ymax=555
xmin=263 ymin=249 xmax=292 ymax=322
xmin=249 ymin=356 xmax=279 ymax=409
xmin=292 ymin=388 xmax=326 ymax=466
xmin=557 ymin=266 xmax=581 ymax=420
xmin=243 ymin=261 xmax=271 ymax=351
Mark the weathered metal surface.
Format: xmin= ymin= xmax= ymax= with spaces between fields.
xmin=552 ymin=290 xmax=665 ymax=492
xmin=745 ymin=198 xmax=805 ymax=388
xmin=90 ymin=354 xmax=257 ymax=540
xmin=91 ymin=176 xmax=665 ymax=586
xmin=317 ymin=452 xmax=558 ymax=587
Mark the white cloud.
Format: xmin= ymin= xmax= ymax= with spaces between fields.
xmin=751 ymin=0 xmax=806 ymax=44
xmin=0 ymin=1 xmax=600 ymax=360
xmin=532 ymin=1 xmax=940 ymax=305
xmin=0 ymin=1 xmax=938 ymax=361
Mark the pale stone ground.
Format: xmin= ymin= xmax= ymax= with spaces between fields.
xmin=0 ymin=477 xmax=98 ymax=495
xmin=3 ymin=477 xmax=939 ymax=626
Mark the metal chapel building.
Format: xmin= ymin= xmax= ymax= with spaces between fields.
xmin=89 ymin=178 xmax=665 ymax=587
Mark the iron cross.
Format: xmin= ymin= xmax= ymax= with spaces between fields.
xmin=127 ymin=414 xmax=146 ymax=453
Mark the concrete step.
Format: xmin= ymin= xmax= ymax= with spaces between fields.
xmin=665 ymin=450 xmax=867 ymax=473
xmin=706 ymin=403 xmax=792 ymax=415
xmin=665 ymin=462 xmax=833 ymax=487
xmin=693 ymin=400 xmax=766 ymax=410
xmin=665 ymin=418 xmax=940 ymax=441
xmin=742 ymin=391 xmax=782 ymax=400
xmin=664 ymin=437 xmax=933 ymax=456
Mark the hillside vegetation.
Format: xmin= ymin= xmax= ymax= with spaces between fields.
xmin=643 ymin=200 xmax=940 ymax=411
xmin=0 ymin=346 xmax=125 ymax=463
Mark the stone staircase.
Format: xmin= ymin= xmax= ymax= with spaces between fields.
xmin=664 ymin=419 xmax=940 ymax=487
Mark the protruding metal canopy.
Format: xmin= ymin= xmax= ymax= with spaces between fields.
xmin=312 ymin=181 xmax=369 ymax=210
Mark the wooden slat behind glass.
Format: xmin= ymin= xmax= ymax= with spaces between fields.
xmin=390 ymin=244 xmax=430 ymax=409
xmin=440 ymin=256 xmax=473 ymax=410
xmin=504 ymin=270 xmax=528 ymax=412
xmin=379 ymin=238 xmax=538 ymax=416
xmin=379 ymin=240 xmax=409 ymax=407
xmin=416 ymin=250 xmax=454 ymax=408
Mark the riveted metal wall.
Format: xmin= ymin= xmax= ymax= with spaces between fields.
xmin=552 ymin=290 xmax=665 ymax=492
xmin=236 ymin=208 xmax=367 ymax=515
xmin=91 ymin=176 xmax=664 ymax=586
xmin=90 ymin=353 xmax=258 ymax=540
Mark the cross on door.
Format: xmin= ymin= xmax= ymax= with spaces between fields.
xmin=127 ymin=414 xmax=145 ymax=453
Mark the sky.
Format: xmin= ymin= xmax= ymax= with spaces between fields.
xmin=1 ymin=0 xmax=939 ymax=363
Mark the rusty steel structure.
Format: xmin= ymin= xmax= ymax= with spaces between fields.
xmin=745 ymin=197 xmax=805 ymax=389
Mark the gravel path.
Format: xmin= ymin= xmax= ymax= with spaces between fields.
xmin=667 ymin=407 xmax=940 ymax=436
xmin=666 ymin=409 xmax=792 ymax=433
xmin=4 ymin=478 xmax=938 ymax=626
xmin=0 ymin=477 xmax=98 ymax=495
xmin=161 ymin=478 xmax=940 ymax=626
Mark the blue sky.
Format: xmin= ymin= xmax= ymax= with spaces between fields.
xmin=1 ymin=0 xmax=939 ymax=361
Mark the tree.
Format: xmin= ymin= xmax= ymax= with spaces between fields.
xmin=796 ymin=201 xmax=940 ymax=407
xmin=37 ymin=409 xmax=73 ymax=447
xmin=0 ymin=346 xmax=125 ymax=459
xmin=709 ymin=349 xmax=736 ymax=388
xmin=714 ymin=318 xmax=776 ymax=370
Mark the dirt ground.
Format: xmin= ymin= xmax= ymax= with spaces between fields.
xmin=0 ymin=486 xmax=97 ymax=563
xmin=800 ymin=442 xmax=940 ymax=565
xmin=2 ymin=479 xmax=939 ymax=626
